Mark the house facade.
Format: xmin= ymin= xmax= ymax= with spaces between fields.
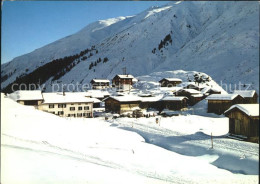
xmin=159 ymin=78 xmax=182 ymax=87
xmin=224 ymin=104 xmax=259 ymax=142
xmin=90 ymin=79 xmax=110 ymax=89
xmin=104 ymin=95 xmax=141 ymax=114
xmin=112 ymin=75 xmax=135 ymax=92
xmin=206 ymin=94 xmax=244 ymax=115
xmin=38 ymin=93 xmax=94 ymax=118
xmin=161 ymin=96 xmax=188 ymax=110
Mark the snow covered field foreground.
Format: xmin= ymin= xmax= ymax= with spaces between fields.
xmin=1 ymin=94 xmax=259 ymax=184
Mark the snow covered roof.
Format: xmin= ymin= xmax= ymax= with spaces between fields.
xmin=206 ymin=94 xmax=240 ymax=101
xmin=42 ymin=93 xmax=94 ymax=104
xmin=91 ymin=79 xmax=110 ymax=83
xmin=140 ymin=95 xmax=163 ymax=102
xmin=85 ymin=90 xmax=110 ymax=98
xmin=90 ymin=97 xmax=101 ymax=103
xmin=191 ymin=94 xmax=204 ymax=97
xmin=107 ymin=95 xmax=141 ymax=102
xmin=8 ymin=90 xmax=43 ymax=101
xmin=177 ymin=89 xmax=201 ymax=94
xmin=116 ymin=75 xmax=134 ymax=79
xmin=160 ymin=78 xmax=182 ymax=82
xmin=233 ymin=90 xmax=256 ymax=98
xmin=161 ymin=96 xmax=187 ymax=101
xmin=225 ymin=104 xmax=259 ymax=117
xmin=201 ymin=87 xmax=221 ymax=94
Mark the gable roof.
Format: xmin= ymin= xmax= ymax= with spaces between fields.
xmin=41 ymin=92 xmax=94 ymax=104
xmin=8 ymin=90 xmax=43 ymax=101
xmin=106 ymin=95 xmax=141 ymax=102
xmin=159 ymin=78 xmax=182 ymax=82
xmin=161 ymin=96 xmax=187 ymax=101
xmin=91 ymin=79 xmax=110 ymax=83
xmin=224 ymin=104 xmax=259 ymax=117
xmin=206 ymin=94 xmax=241 ymax=101
xmin=114 ymin=75 xmax=134 ymax=79
xmin=233 ymin=90 xmax=256 ymax=98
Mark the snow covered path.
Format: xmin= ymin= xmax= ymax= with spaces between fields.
xmin=1 ymin=94 xmax=259 ymax=183
xmin=111 ymin=117 xmax=259 ymax=175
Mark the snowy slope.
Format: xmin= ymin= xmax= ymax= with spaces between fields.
xmin=1 ymin=1 xmax=259 ymax=93
xmin=1 ymin=94 xmax=259 ymax=183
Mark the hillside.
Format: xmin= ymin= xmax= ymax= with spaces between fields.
xmin=1 ymin=1 xmax=259 ymax=93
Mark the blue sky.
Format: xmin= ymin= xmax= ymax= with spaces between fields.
xmin=1 ymin=1 xmax=169 ymax=64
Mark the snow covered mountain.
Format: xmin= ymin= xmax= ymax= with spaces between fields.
xmin=1 ymin=1 xmax=259 ymax=93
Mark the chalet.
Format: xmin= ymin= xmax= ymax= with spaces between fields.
xmin=184 ymin=83 xmax=204 ymax=91
xmin=233 ymin=90 xmax=258 ymax=104
xmin=206 ymin=94 xmax=244 ymax=115
xmin=38 ymin=92 xmax=94 ymax=118
xmin=8 ymin=90 xmax=43 ymax=106
xmin=161 ymin=96 xmax=188 ymax=110
xmin=139 ymin=95 xmax=163 ymax=110
xmin=159 ymin=78 xmax=182 ymax=87
xmin=224 ymin=104 xmax=259 ymax=142
xmin=104 ymin=95 xmax=141 ymax=114
xmin=112 ymin=74 xmax=135 ymax=92
xmin=90 ymin=79 xmax=110 ymax=89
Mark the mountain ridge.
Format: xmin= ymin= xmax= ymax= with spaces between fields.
xmin=1 ymin=1 xmax=259 ymax=94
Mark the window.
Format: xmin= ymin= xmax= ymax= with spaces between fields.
xmin=49 ymin=104 xmax=54 ymax=108
xmin=84 ymin=106 xmax=89 ymax=110
xmin=58 ymin=111 xmax=64 ymax=115
xmin=83 ymin=113 xmax=91 ymax=117
xmin=71 ymin=103 xmax=74 ymax=105
xmin=70 ymin=107 xmax=75 ymax=111
xmin=58 ymin=104 xmax=66 ymax=108
xmin=78 ymin=106 xmax=82 ymax=111
xmin=77 ymin=113 xmax=82 ymax=117
xmin=50 ymin=111 xmax=55 ymax=114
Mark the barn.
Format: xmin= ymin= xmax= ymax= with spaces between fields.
xmin=161 ymin=96 xmax=188 ymax=110
xmin=206 ymin=94 xmax=244 ymax=115
xmin=159 ymin=78 xmax=182 ymax=87
xmin=224 ymin=104 xmax=259 ymax=142
xmin=104 ymin=95 xmax=141 ymax=114
xmin=233 ymin=90 xmax=258 ymax=104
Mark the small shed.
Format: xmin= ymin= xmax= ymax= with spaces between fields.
xmin=189 ymin=94 xmax=205 ymax=106
xmin=233 ymin=90 xmax=258 ymax=104
xmin=8 ymin=90 xmax=44 ymax=106
xmin=90 ymin=79 xmax=110 ymax=89
xmin=224 ymin=104 xmax=259 ymax=141
xmin=161 ymin=96 xmax=188 ymax=110
xmin=206 ymin=94 xmax=244 ymax=115
xmin=159 ymin=78 xmax=182 ymax=87
xmin=104 ymin=95 xmax=141 ymax=114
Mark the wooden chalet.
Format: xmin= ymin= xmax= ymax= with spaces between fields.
xmin=189 ymin=94 xmax=206 ymax=106
xmin=206 ymin=94 xmax=244 ymax=115
xmin=233 ymin=90 xmax=258 ymax=104
xmin=104 ymin=95 xmax=141 ymax=114
xmin=201 ymin=87 xmax=221 ymax=95
xmin=139 ymin=95 xmax=163 ymax=110
xmin=224 ymin=104 xmax=259 ymax=142
xmin=159 ymin=78 xmax=182 ymax=87
xmin=90 ymin=79 xmax=110 ymax=89
xmin=161 ymin=96 xmax=188 ymax=111
xmin=112 ymin=74 xmax=135 ymax=91
xmin=8 ymin=90 xmax=44 ymax=106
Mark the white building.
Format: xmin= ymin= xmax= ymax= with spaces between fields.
xmin=8 ymin=90 xmax=43 ymax=106
xmin=38 ymin=92 xmax=94 ymax=118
